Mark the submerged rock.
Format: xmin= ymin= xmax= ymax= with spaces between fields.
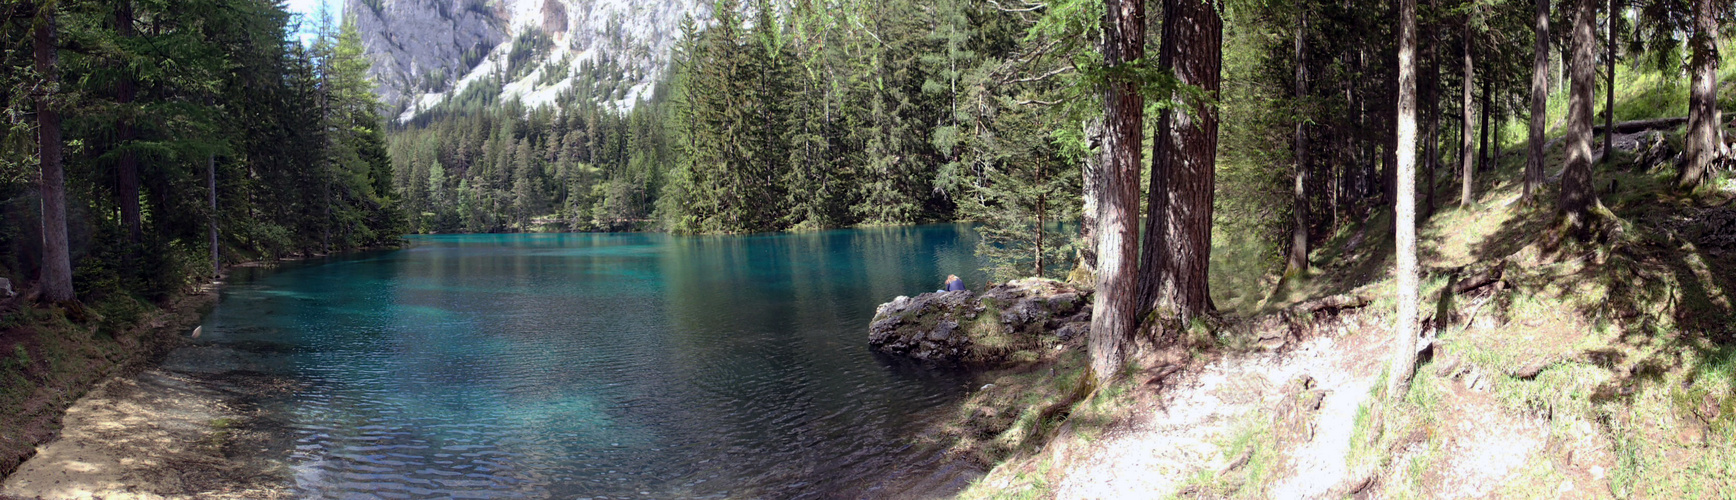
xmin=868 ymin=278 xmax=1092 ymax=367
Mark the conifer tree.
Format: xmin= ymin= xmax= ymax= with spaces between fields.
xmin=1390 ymin=0 xmax=1421 ymax=400
xmin=33 ymin=0 xmax=74 ymax=302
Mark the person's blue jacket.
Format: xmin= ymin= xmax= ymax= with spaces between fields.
xmin=944 ymin=276 xmax=966 ymax=292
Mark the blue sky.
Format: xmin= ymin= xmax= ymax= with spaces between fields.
xmin=283 ymin=0 xmax=343 ymax=43
xmin=283 ymin=0 xmax=342 ymax=20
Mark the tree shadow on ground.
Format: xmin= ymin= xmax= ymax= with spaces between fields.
xmin=1462 ymin=154 xmax=1736 ymax=416
xmin=1305 ymin=209 xmax=1396 ymax=301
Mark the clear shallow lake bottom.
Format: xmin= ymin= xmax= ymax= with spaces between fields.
xmin=188 ymin=225 xmax=991 ymax=498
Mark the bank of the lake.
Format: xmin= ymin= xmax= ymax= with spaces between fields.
xmin=0 ymin=285 xmax=218 ymax=489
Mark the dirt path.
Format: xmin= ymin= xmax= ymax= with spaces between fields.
xmin=1033 ymin=308 xmax=1606 ymax=500
xmin=1426 ymin=382 xmax=1547 ymax=498
xmin=1 ymin=347 xmax=295 ymax=500
xmin=1051 ymin=315 xmax=1391 ymax=499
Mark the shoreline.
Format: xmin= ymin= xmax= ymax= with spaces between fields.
xmin=0 ymin=288 xmax=216 ymax=493
xmin=0 ymin=364 xmax=296 ymax=499
xmin=0 ymin=245 xmax=402 ymax=498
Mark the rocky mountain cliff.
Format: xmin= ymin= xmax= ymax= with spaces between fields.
xmin=345 ymin=0 xmax=709 ymax=120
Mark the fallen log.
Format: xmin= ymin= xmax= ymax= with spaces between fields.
xmin=1450 ymin=261 xmax=1506 ymax=294
xmin=1543 ymin=116 xmax=1690 ymax=156
xmin=1591 ymin=116 xmax=1687 ymax=135
xmin=1293 ymin=293 xmax=1369 ymax=313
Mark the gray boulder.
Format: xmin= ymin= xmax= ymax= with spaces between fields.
xmin=868 ymin=278 xmax=1093 ymax=367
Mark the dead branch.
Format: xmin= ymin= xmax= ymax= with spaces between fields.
xmin=1294 ymin=293 xmax=1370 ymax=313
xmin=1450 ymin=261 xmax=1506 ymax=294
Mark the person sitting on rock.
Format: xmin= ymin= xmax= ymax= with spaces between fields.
xmin=942 ymin=275 xmax=967 ymax=292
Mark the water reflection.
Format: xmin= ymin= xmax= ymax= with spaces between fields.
xmin=197 ymin=225 xmax=987 ymax=498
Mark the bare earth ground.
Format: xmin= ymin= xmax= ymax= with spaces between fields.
xmin=1 ymin=360 xmax=293 ymax=499
xmin=969 ymin=306 xmax=1619 ymax=500
xmin=1052 ymin=320 xmax=1384 ymax=499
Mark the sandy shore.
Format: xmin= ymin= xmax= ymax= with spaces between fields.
xmin=1 ymin=348 xmax=297 ymax=499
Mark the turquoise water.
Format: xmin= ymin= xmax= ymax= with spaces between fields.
xmin=195 ymin=225 xmax=990 ymax=498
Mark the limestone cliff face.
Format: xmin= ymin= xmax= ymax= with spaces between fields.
xmin=345 ymin=0 xmax=709 ymax=119
xmin=347 ymin=0 xmax=504 ymax=112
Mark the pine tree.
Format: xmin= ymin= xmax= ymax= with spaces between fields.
xmin=1390 ymin=0 xmax=1421 ymax=400
xmin=1559 ymin=0 xmax=1598 ymax=226
xmin=959 ymin=104 xmax=1079 ymax=281
xmin=33 ymin=0 xmax=74 ymax=302
xmin=1090 ymin=0 xmax=1144 ymax=384
xmin=1679 ymin=0 xmax=1724 ymax=188
xmin=1525 ymin=0 xmax=1549 ymax=201
xmin=1139 ymin=0 xmax=1223 ymax=324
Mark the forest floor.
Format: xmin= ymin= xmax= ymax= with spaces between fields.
xmin=950 ymin=124 xmax=1736 ymax=498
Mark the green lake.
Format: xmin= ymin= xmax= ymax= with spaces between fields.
xmin=189 ymin=224 xmax=992 ymax=498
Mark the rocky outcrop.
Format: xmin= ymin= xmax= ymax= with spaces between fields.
xmin=868 ymin=278 xmax=1091 ymax=367
xmin=347 ymin=0 xmax=710 ymax=117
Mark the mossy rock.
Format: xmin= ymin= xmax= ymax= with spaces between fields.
xmin=868 ymin=278 xmax=1092 ymax=368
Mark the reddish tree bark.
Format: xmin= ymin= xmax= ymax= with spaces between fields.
xmin=1560 ymin=0 xmax=1599 ymax=223
xmin=1139 ymin=0 xmax=1222 ymax=324
xmin=1680 ymin=0 xmax=1722 ymax=188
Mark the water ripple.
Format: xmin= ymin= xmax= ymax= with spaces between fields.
xmin=201 ymin=227 xmax=987 ymax=498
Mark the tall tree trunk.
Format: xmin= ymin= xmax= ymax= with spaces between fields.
xmin=1478 ymin=73 xmax=1493 ymax=173
xmin=209 ymin=154 xmax=220 ymax=277
xmin=1383 ymin=57 xmax=1399 ymax=206
xmin=1139 ymin=0 xmax=1222 ymax=323
xmin=1079 ymin=118 xmax=1104 ymax=275
xmin=1036 ymin=189 xmax=1047 ymax=278
xmin=1089 ymin=0 xmax=1144 ymax=383
xmin=1560 ymin=0 xmax=1599 ymax=222
xmin=1424 ymin=0 xmax=1442 ymax=217
xmin=1390 ymin=0 xmax=1421 ymax=401
xmin=1680 ymin=0 xmax=1721 ymax=188
xmin=34 ymin=3 xmax=73 ymax=303
xmin=1526 ymin=0 xmax=1550 ymax=200
xmin=116 ymin=0 xmax=140 ymax=243
xmin=1289 ymin=8 xmax=1311 ymax=274
xmin=1603 ymin=0 xmax=1616 ymax=167
xmin=1460 ymin=15 xmax=1477 ymax=208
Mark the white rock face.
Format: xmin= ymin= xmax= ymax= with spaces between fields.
xmin=347 ymin=0 xmax=504 ymax=111
xmin=345 ymin=0 xmax=710 ymax=120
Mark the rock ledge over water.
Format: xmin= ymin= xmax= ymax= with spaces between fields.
xmin=868 ymin=278 xmax=1092 ymax=367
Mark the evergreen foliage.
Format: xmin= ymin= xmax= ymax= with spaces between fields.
xmin=3 ymin=0 xmax=1728 ymax=308
xmin=385 ymin=0 xmax=1081 ymax=246
xmin=0 ymin=0 xmax=403 ymax=301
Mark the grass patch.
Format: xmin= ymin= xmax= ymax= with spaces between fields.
xmin=1171 ymin=410 xmax=1281 ymax=499
xmin=945 ymin=350 xmax=1152 ymax=499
